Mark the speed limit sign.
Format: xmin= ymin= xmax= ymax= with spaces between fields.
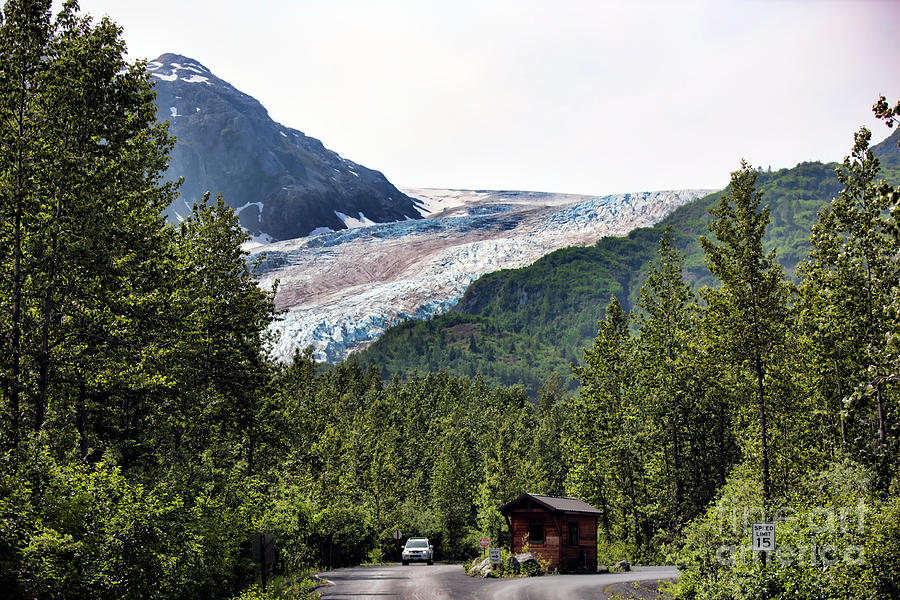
xmin=752 ymin=523 xmax=775 ymax=552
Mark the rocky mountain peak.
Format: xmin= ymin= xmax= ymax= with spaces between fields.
xmin=151 ymin=53 xmax=421 ymax=242
xmin=149 ymin=54 xmax=212 ymax=79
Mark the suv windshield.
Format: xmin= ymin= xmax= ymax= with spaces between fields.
xmin=406 ymin=539 xmax=428 ymax=548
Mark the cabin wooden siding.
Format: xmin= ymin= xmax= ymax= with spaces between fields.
xmin=504 ymin=499 xmax=598 ymax=572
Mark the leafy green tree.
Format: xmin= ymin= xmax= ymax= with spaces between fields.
xmin=530 ymin=373 xmax=569 ymax=496
xmin=699 ymin=162 xmax=791 ymax=513
xmin=475 ymin=404 xmax=539 ymax=546
xmin=0 ymin=0 xmax=178 ymax=462
xmin=167 ymin=194 xmax=276 ymax=472
xmin=799 ymin=125 xmax=899 ymax=487
xmin=430 ymin=416 xmax=477 ymax=559
xmin=569 ymin=296 xmax=647 ymax=548
xmin=633 ymin=227 xmax=695 ymax=524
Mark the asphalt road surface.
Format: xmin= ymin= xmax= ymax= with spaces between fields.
xmin=317 ymin=564 xmax=677 ymax=600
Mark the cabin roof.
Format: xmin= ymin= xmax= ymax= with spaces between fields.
xmin=499 ymin=493 xmax=603 ymax=516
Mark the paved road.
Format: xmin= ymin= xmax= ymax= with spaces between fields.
xmin=317 ymin=564 xmax=677 ymax=600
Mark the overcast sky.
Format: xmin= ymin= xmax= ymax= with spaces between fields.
xmin=65 ymin=0 xmax=900 ymax=195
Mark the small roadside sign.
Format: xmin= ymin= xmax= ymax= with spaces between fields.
xmin=393 ymin=530 xmax=403 ymax=540
xmin=489 ymin=548 xmax=501 ymax=565
xmin=250 ymin=533 xmax=277 ymax=591
xmin=752 ymin=523 xmax=776 ymax=552
xmin=251 ymin=533 xmax=277 ymax=564
xmin=479 ymin=536 xmax=490 ymax=548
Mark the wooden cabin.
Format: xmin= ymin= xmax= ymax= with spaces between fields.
xmin=499 ymin=493 xmax=602 ymax=572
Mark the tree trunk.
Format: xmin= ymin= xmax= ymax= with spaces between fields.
xmin=672 ymin=417 xmax=682 ymax=518
xmin=756 ymin=353 xmax=769 ymax=513
xmin=36 ymin=282 xmax=53 ymax=431
xmin=597 ymin=475 xmax=611 ymax=540
xmin=750 ymin=287 xmax=770 ymax=515
xmin=9 ymin=64 xmax=27 ymax=451
xmin=833 ymin=359 xmax=846 ymax=448
xmin=36 ymin=131 xmax=69 ymax=432
xmin=623 ymin=453 xmax=641 ymax=548
xmin=717 ymin=403 xmax=727 ymax=486
xmin=76 ymin=379 xmax=88 ymax=461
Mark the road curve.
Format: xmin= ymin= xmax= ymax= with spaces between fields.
xmin=317 ymin=564 xmax=677 ymax=600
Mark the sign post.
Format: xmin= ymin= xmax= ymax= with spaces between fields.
xmin=251 ymin=533 xmax=277 ymax=590
xmin=479 ymin=536 xmax=490 ymax=558
xmin=752 ymin=523 xmax=775 ymax=566
xmin=393 ymin=530 xmax=403 ymax=562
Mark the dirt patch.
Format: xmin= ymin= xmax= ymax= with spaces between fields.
xmin=446 ymin=323 xmax=480 ymax=340
xmin=603 ymin=578 xmax=676 ymax=600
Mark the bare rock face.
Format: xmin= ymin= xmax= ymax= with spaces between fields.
xmin=150 ymin=53 xmax=420 ymax=242
xmin=252 ymin=187 xmax=715 ymax=362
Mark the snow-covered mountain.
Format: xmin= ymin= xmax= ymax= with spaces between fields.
xmin=150 ymin=53 xmax=420 ymax=242
xmin=251 ymin=187 xmax=715 ymax=362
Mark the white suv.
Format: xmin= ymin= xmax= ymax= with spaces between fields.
xmin=401 ymin=537 xmax=434 ymax=565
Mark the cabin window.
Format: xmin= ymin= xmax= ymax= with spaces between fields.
xmin=569 ymin=521 xmax=578 ymax=545
xmin=528 ymin=521 xmax=544 ymax=544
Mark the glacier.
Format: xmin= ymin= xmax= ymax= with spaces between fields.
xmin=250 ymin=187 xmax=715 ymax=363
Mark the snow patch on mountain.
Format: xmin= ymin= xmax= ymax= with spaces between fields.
xmin=251 ymin=187 xmax=715 ymax=363
xmin=237 ymin=201 xmax=265 ymax=216
xmin=407 ymin=188 xmax=493 ymax=217
xmin=335 ymin=211 xmax=376 ymax=229
xmin=149 ymin=58 xmax=212 ymax=84
xmin=182 ymin=74 xmax=210 ymax=84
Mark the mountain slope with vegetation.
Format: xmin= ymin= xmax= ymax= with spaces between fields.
xmin=356 ymin=128 xmax=900 ymax=396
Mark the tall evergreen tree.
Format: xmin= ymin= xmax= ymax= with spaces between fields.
xmin=633 ymin=227 xmax=695 ymax=523
xmin=569 ymin=296 xmax=646 ymax=548
xmin=699 ymin=161 xmax=791 ymax=513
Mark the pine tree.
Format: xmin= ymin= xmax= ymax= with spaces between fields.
xmin=569 ymin=296 xmax=645 ymax=548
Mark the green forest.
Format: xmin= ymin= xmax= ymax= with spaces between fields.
xmin=358 ymin=132 xmax=900 ymax=397
xmin=1 ymin=2 xmax=899 ymax=600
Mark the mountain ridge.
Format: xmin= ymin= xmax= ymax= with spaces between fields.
xmin=151 ymin=52 xmax=421 ymax=242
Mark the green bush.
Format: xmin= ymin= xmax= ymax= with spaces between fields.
xmin=15 ymin=457 xmax=188 ymax=600
xmin=674 ymin=459 xmax=900 ymax=600
xmin=868 ymin=496 xmax=900 ymax=599
xmin=229 ymin=584 xmax=277 ymax=600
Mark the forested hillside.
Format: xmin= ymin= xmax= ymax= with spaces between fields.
xmin=357 ymin=129 xmax=900 ymax=396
